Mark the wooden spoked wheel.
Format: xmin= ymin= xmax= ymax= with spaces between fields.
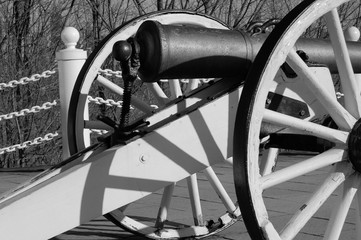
xmin=234 ymin=0 xmax=361 ymax=239
xmin=68 ymin=11 xmax=241 ymax=239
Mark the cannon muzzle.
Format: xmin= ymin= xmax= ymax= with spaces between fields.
xmin=115 ymin=21 xmax=361 ymax=82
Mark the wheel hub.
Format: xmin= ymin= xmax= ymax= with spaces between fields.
xmin=348 ymin=118 xmax=361 ymax=172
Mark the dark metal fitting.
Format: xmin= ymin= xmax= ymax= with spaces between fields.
xmin=112 ymin=38 xmax=141 ymax=82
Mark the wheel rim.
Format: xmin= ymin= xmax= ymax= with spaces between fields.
xmin=234 ymin=0 xmax=360 ymax=239
xmin=68 ymin=10 xmax=241 ymax=239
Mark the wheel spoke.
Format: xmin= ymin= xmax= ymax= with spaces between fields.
xmin=261 ymin=148 xmax=346 ymax=189
xmin=187 ymin=174 xmax=203 ymax=226
xmin=204 ymin=167 xmax=239 ymax=215
xmin=260 ymin=148 xmax=279 ymax=176
xmin=169 ymin=80 xmax=183 ymax=99
xmin=96 ymin=75 xmax=153 ymax=113
xmin=146 ymin=82 xmax=170 ymax=105
xmin=263 ymin=109 xmax=349 ymax=144
xmin=84 ymin=120 xmax=113 ymax=131
xmin=324 ymin=172 xmax=360 ymax=240
xmin=356 ymin=192 xmax=361 ymax=239
xmin=155 ymin=184 xmax=175 ymax=228
xmin=286 ymin=50 xmax=356 ymax=130
xmin=95 ymin=75 xmax=125 ymax=95
xmin=185 ymin=79 xmax=200 ymax=93
xmin=280 ymin=162 xmax=354 ymax=240
xmin=325 ymin=9 xmax=361 ymax=118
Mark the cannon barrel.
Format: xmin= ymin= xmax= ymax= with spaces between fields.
xmin=130 ymin=21 xmax=361 ymax=82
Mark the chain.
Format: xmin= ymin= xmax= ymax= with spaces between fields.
xmin=0 ymin=100 xmax=58 ymax=121
xmin=246 ymin=19 xmax=280 ymax=36
xmin=87 ymin=96 xmax=158 ymax=110
xmin=0 ymin=132 xmax=60 ymax=155
xmin=336 ymin=92 xmax=344 ymax=99
xmin=98 ymin=69 xmax=123 ymax=78
xmin=0 ymin=70 xmax=56 ymax=90
xmin=87 ymin=96 xmax=129 ymax=109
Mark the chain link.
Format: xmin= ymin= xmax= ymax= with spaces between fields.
xmin=98 ymin=69 xmax=122 ymax=78
xmin=0 ymin=132 xmax=60 ymax=155
xmin=0 ymin=70 xmax=56 ymax=90
xmin=87 ymin=96 xmax=128 ymax=108
xmin=0 ymin=100 xmax=58 ymax=121
xmin=246 ymin=19 xmax=280 ymax=36
xmin=336 ymin=92 xmax=344 ymax=99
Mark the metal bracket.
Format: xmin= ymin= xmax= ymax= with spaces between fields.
xmin=265 ymin=92 xmax=310 ymax=119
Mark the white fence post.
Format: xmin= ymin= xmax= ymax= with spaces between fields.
xmin=56 ymin=27 xmax=87 ymax=160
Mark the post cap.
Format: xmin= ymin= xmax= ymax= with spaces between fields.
xmin=61 ymin=27 xmax=80 ymax=49
xmin=344 ymin=26 xmax=360 ymax=42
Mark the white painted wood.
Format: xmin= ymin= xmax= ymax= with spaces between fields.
xmin=325 ymin=9 xmax=361 ymax=118
xmin=105 ymin=209 xmax=210 ymax=238
xmin=56 ymin=27 xmax=87 ymax=159
xmin=155 ymin=184 xmax=175 ymax=228
xmin=84 ymin=120 xmax=114 ymax=131
xmin=103 ymin=78 xmax=242 ymax=238
xmin=0 ymin=145 xmax=105 ymax=205
xmin=286 ymin=49 xmax=356 ymax=131
xmin=356 ymin=192 xmax=361 ymax=239
xmin=185 ymin=80 xmax=204 ymax=226
xmin=204 ymin=167 xmax=238 ymax=214
xmin=146 ymin=82 xmax=170 ymax=105
xmin=224 ymin=157 xmax=233 ymax=165
xmin=260 ymin=148 xmax=278 ymax=176
xmin=280 ymin=162 xmax=352 ymax=240
xmin=263 ymin=109 xmax=349 ymax=144
xmin=187 ymin=174 xmax=203 ymax=225
xmin=261 ymin=148 xmax=346 ymax=190
xmin=186 ymin=79 xmax=200 ymax=93
xmin=263 ymin=221 xmax=283 ymax=240
xmin=169 ymin=80 xmax=183 ymax=99
xmin=0 ymin=83 xmax=240 ymax=239
xmin=324 ymin=173 xmax=360 ymax=240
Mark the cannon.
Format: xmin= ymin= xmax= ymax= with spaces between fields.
xmin=133 ymin=20 xmax=361 ymax=81
xmin=0 ymin=0 xmax=361 ymax=239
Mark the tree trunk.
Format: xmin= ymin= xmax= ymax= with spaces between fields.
xmin=13 ymin=0 xmax=32 ymax=167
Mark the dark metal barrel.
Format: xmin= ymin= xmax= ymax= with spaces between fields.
xmin=295 ymin=38 xmax=361 ymax=74
xmin=135 ymin=21 xmax=264 ymax=82
xmin=133 ymin=21 xmax=361 ymax=82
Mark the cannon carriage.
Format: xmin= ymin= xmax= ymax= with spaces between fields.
xmin=1 ymin=0 xmax=361 ymax=239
